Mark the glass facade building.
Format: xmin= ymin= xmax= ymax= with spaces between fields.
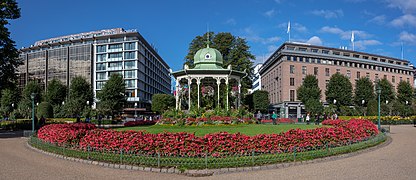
xmin=18 ymin=28 xmax=171 ymax=113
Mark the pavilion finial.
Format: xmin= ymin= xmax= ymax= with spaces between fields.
xmin=206 ymin=23 xmax=210 ymax=48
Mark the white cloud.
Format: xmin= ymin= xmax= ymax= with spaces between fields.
xmin=242 ymin=27 xmax=281 ymax=44
xmin=278 ymin=22 xmax=308 ymax=33
xmin=386 ymin=0 xmax=416 ymax=14
xmin=399 ymin=31 xmax=416 ymax=44
xmin=310 ymin=9 xmax=344 ymax=19
xmin=320 ymin=26 xmax=372 ymax=40
xmin=354 ymin=40 xmax=382 ymax=50
xmin=264 ymin=9 xmax=276 ymax=17
xmin=390 ymin=14 xmax=416 ymax=27
xmin=306 ymin=36 xmax=323 ymax=45
xmin=368 ymin=15 xmax=386 ymax=25
xmin=224 ymin=18 xmax=236 ymax=25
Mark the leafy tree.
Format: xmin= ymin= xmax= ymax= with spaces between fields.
xmin=0 ymin=0 xmax=21 ymax=93
xmin=354 ymin=77 xmax=374 ymax=107
xmin=45 ymin=79 xmax=67 ymax=106
xmin=0 ymin=88 xmax=19 ymax=117
xmin=325 ymin=72 xmax=353 ymax=107
xmin=376 ymin=78 xmax=395 ymax=105
xmin=37 ymin=102 xmax=53 ymax=118
xmin=297 ymin=75 xmax=321 ymax=105
xmin=66 ymin=76 xmax=93 ymax=117
xmin=15 ymin=81 xmax=42 ymax=118
xmin=151 ymin=94 xmax=175 ymax=113
xmin=253 ymin=90 xmax=269 ymax=112
xmin=305 ymin=99 xmax=323 ymax=116
xmin=396 ymin=81 xmax=413 ymax=105
xmin=185 ymin=32 xmax=255 ymax=93
xmin=96 ymin=74 xmax=126 ymax=116
xmin=366 ymin=99 xmax=378 ymax=116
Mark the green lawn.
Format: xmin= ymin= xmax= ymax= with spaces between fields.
xmin=116 ymin=124 xmax=321 ymax=136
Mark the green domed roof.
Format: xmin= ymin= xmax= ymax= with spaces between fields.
xmin=193 ymin=45 xmax=224 ymax=69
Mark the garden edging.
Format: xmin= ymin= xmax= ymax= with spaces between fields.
xmin=25 ymin=134 xmax=391 ymax=177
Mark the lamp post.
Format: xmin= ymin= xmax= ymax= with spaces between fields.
xmin=376 ymin=86 xmax=381 ymax=130
xmin=30 ymin=93 xmax=36 ymax=132
xmin=134 ymin=103 xmax=138 ymax=119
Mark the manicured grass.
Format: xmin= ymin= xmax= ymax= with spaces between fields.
xmin=116 ymin=124 xmax=321 ymax=136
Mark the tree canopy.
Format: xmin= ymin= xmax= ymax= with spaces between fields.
xmin=253 ymin=90 xmax=269 ymax=112
xmin=354 ymin=77 xmax=374 ymax=107
xmin=0 ymin=0 xmax=21 ymax=92
xmin=151 ymin=94 xmax=175 ymax=113
xmin=45 ymin=79 xmax=67 ymax=106
xmin=96 ymin=74 xmax=126 ymax=116
xmin=376 ymin=78 xmax=395 ymax=104
xmin=396 ymin=80 xmax=413 ymax=105
xmin=184 ymin=32 xmax=255 ymax=93
xmin=65 ymin=76 xmax=93 ymax=117
xmin=325 ymin=72 xmax=353 ymax=106
xmin=297 ymin=75 xmax=321 ymax=105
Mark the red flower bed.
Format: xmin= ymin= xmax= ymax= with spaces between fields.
xmin=37 ymin=123 xmax=96 ymax=146
xmin=37 ymin=119 xmax=378 ymax=157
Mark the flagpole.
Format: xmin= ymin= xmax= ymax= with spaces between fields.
xmin=287 ymin=21 xmax=291 ymax=42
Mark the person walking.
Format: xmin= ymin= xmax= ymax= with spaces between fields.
xmin=306 ymin=113 xmax=310 ymax=125
xmin=256 ymin=111 xmax=262 ymax=124
xmin=272 ymin=111 xmax=277 ymax=125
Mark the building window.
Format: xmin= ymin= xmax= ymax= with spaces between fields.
xmin=400 ymin=77 xmax=402 ymax=82
xmin=287 ymin=56 xmax=292 ymax=61
xmin=108 ymin=62 xmax=122 ymax=70
xmin=366 ymin=72 xmax=370 ymax=78
xmin=96 ymin=72 xmax=106 ymax=80
xmin=96 ymin=45 xmax=106 ymax=53
xmin=290 ymin=90 xmax=295 ymax=101
xmin=108 ymin=53 xmax=122 ymax=61
xmin=407 ymin=78 xmax=409 ymax=82
xmin=357 ymin=71 xmax=360 ymax=79
xmin=325 ymin=68 xmax=330 ymax=76
xmin=384 ymin=75 xmax=387 ymax=79
xmin=311 ymin=49 xmax=318 ymax=53
xmin=96 ymin=54 xmax=106 ymax=62
xmin=322 ymin=50 xmax=329 ymax=54
xmin=290 ymin=78 xmax=295 ymax=86
xmin=347 ymin=70 xmax=351 ymax=79
xmin=124 ymin=42 xmax=136 ymax=50
xmin=302 ymin=66 xmax=307 ymax=75
xmin=314 ymin=67 xmax=318 ymax=75
xmin=96 ymin=81 xmax=105 ymax=90
xmin=125 ymin=80 xmax=136 ymax=88
xmin=336 ymin=69 xmax=340 ymax=73
xmin=290 ymin=65 xmax=295 ymax=74
xmin=392 ymin=76 xmax=395 ymax=83
xmin=124 ymin=70 xmax=136 ymax=78
xmin=96 ymin=63 xmax=106 ymax=71
xmin=124 ymin=52 xmax=135 ymax=59
xmin=124 ymin=61 xmax=136 ymax=69
xmin=375 ymin=74 xmax=379 ymax=81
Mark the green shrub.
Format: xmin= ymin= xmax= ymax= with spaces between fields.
xmin=37 ymin=102 xmax=54 ymax=118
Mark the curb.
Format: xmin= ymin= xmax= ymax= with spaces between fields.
xmin=25 ymin=135 xmax=391 ymax=177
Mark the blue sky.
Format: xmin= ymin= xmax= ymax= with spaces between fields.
xmin=10 ymin=0 xmax=416 ymax=71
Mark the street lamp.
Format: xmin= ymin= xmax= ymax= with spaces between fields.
xmin=30 ymin=93 xmax=36 ymax=132
xmin=333 ymin=99 xmax=337 ymax=104
xmin=62 ymin=101 xmax=65 ymax=105
xmin=134 ymin=103 xmax=138 ymax=118
xmin=376 ymin=86 xmax=381 ymax=131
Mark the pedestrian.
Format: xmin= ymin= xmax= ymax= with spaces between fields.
xmin=272 ymin=111 xmax=277 ymax=125
xmin=334 ymin=113 xmax=338 ymax=120
xmin=256 ymin=111 xmax=262 ymax=124
xmin=306 ymin=113 xmax=310 ymax=125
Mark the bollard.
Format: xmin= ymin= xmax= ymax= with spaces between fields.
xmin=157 ymin=152 xmax=160 ymax=167
xmin=205 ymin=153 xmax=208 ymax=169
xmin=120 ymin=148 xmax=123 ymax=164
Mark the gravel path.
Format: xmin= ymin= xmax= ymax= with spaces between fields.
xmin=0 ymin=125 xmax=415 ymax=180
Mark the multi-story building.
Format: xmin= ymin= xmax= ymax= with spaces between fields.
xmin=18 ymin=28 xmax=171 ymax=113
xmin=260 ymin=42 xmax=414 ymax=119
xmin=250 ymin=63 xmax=263 ymax=93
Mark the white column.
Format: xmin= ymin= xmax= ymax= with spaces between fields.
xmin=175 ymin=79 xmax=179 ymax=110
xmin=188 ymin=78 xmax=191 ymax=111
xmin=197 ymin=78 xmax=200 ymax=109
xmin=217 ymin=78 xmax=221 ymax=108
xmin=238 ymin=80 xmax=241 ymax=109
xmin=226 ymin=78 xmax=229 ymax=111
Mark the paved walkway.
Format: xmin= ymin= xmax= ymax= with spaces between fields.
xmin=0 ymin=125 xmax=415 ymax=180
